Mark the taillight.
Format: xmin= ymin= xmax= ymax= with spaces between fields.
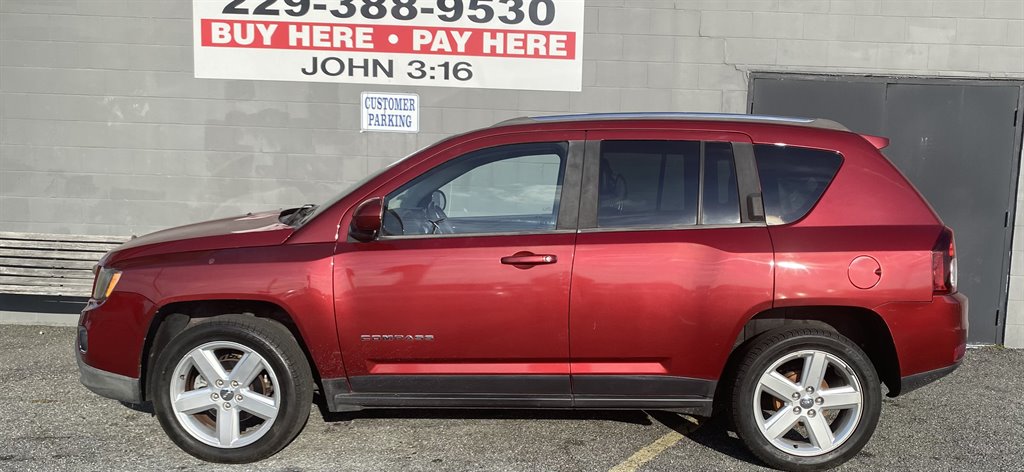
xmin=932 ymin=227 xmax=956 ymax=294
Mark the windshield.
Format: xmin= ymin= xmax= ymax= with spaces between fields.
xmin=294 ymin=150 xmax=421 ymax=226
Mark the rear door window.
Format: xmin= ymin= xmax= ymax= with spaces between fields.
xmin=753 ymin=145 xmax=843 ymax=225
xmin=595 ymin=140 xmax=744 ymax=228
xmin=702 ymin=142 xmax=741 ymax=225
xmin=598 ymin=141 xmax=701 ymax=227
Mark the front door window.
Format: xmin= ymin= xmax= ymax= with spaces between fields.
xmin=383 ymin=142 xmax=568 ymax=236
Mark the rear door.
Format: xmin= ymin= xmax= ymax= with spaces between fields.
xmin=569 ymin=129 xmax=775 ymax=409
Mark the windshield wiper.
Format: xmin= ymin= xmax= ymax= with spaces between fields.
xmin=281 ymin=204 xmax=317 ymax=226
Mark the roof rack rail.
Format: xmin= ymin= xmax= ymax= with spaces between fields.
xmin=494 ymin=112 xmax=849 ymax=131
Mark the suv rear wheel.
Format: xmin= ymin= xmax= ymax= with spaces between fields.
xmin=730 ymin=327 xmax=881 ymax=471
xmin=150 ymin=314 xmax=313 ymax=463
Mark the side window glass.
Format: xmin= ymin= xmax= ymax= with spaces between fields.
xmin=754 ymin=145 xmax=843 ymax=225
xmin=598 ymin=141 xmax=701 ymax=227
xmin=383 ymin=142 xmax=567 ymax=236
xmin=701 ymin=142 xmax=741 ymax=225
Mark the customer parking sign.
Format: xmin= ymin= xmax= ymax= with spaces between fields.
xmin=361 ymin=92 xmax=420 ymax=133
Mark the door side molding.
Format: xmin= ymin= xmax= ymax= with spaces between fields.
xmin=321 ymin=375 xmax=716 ymax=416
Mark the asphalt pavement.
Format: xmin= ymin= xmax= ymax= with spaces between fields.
xmin=1 ymin=324 xmax=1022 ymax=471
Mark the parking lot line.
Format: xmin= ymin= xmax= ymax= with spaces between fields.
xmin=0 ymin=311 xmax=78 ymax=326
xmin=608 ymin=430 xmax=684 ymax=472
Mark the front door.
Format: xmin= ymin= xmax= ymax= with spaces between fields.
xmin=333 ymin=133 xmax=584 ymax=408
xmin=569 ymin=130 xmax=775 ymax=409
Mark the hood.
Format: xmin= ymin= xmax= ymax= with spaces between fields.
xmin=102 ymin=210 xmax=295 ymax=266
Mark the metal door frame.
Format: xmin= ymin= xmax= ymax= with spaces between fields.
xmin=748 ymin=72 xmax=1024 ymax=344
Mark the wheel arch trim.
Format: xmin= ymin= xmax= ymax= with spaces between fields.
xmin=139 ymin=298 xmax=333 ymax=402
xmin=722 ymin=305 xmax=902 ymax=397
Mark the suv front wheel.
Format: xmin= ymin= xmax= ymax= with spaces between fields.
xmin=730 ymin=328 xmax=882 ymax=471
xmin=150 ymin=314 xmax=313 ymax=463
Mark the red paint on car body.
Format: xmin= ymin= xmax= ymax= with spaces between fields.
xmin=78 ymin=116 xmax=966 ymax=399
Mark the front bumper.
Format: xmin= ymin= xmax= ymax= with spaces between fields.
xmin=77 ymin=290 xmax=155 ymax=379
xmin=77 ymin=349 xmax=142 ymax=404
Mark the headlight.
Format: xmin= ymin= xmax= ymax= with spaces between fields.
xmin=91 ymin=266 xmax=122 ymax=300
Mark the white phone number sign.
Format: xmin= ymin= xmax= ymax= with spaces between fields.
xmin=192 ymin=0 xmax=585 ymax=91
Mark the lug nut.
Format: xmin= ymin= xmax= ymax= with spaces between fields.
xmin=793 ymin=407 xmax=802 ymax=414
xmin=230 ymin=380 xmax=239 ymax=388
xmin=212 ymin=393 xmax=219 ymax=400
xmin=806 ymin=386 xmax=814 ymax=393
xmin=815 ymin=397 xmax=824 ymax=405
xmin=807 ymin=409 xmax=816 ymax=417
xmin=792 ymin=392 xmax=800 ymax=399
xmin=215 ymin=379 xmax=224 ymax=387
xmin=223 ymin=402 xmax=231 ymax=409
xmin=235 ymin=394 xmax=243 ymax=401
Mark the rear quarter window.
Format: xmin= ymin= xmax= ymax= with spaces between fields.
xmin=754 ymin=145 xmax=843 ymax=225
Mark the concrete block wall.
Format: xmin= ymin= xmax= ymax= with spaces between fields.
xmin=1007 ymin=162 xmax=1024 ymax=348
xmin=0 ymin=1 xmax=1022 ymax=339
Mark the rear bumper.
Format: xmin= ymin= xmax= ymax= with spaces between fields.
xmin=899 ymin=359 xmax=961 ymax=395
xmin=77 ymin=349 xmax=142 ymax=404
xmin=876 ymin=292 xmax=968 ymax=394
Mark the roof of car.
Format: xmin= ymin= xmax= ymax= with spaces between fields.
xmin=495 ymin=112 xmax=850 ymax=132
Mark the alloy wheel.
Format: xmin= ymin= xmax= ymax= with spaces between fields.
xmin=752 ymin=349 xmax=864 ymax=456
xmin=169 ymin=341 xmax=281 ymax=449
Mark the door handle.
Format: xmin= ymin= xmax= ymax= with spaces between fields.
xmin=501 ymin=252 xmax=557 ymax=267
xmin=747 ymin=193 xmax=765 ymax=222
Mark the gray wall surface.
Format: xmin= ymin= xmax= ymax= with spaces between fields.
xmin=3 ymin=0 xmax=1022 ymax=237
xmin=2 ymin=0 xmax=1024 ymax=342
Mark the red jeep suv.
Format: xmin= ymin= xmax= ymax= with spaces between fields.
xmin=77 ymin=113 xmax=967 ymax=470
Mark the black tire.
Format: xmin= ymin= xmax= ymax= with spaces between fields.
xmin=150 ymin=314 xmax=313 ymax=463
xmin=730 ymin=327 xmax=881 ymax=471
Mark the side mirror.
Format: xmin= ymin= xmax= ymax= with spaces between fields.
xmin=350 ymin=197 xmax=384 ymax=242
